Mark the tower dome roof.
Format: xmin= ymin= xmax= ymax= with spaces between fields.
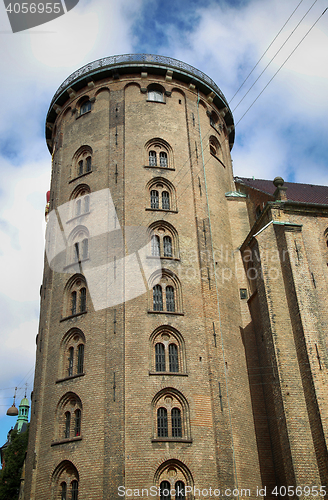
xmin=19 ymin=397 xmax=29 ymax=407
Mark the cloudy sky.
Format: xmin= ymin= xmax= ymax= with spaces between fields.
xmin=0 ymin=0 xmax=327 ymax=448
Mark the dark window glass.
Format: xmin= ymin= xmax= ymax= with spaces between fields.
xmin=71 ymin=291 xmax=77 ymax=316
xmin=169 ymin=344 xmax=179 ymax=372
xmin=210 ymin=144 xmax=216 ymax=156
xmin=163 ymin=236 xmax=172 ymax=257
xmin=64 ymin=412 xmax=70 ymax=438
xmin=159 ymin=151 xmax=168 ymax=167
xmin=151 ymin=235 xmax=160 ymax=256
xmin=61 ymin=482 xmax=67 ymax=500
xmin=80 ymin=101 xmax=91 ymax=115
xmin=77 ymin=344 xmax=84 ymax=374
xmin=84 ymin=195 xmax=90 ymax=213
xmin=166 ymin=286 xmax=175 ymax=312
xmin=153 ymin=285 xmax=163 ymax=311
xmin=155 ymin=343 xmax=165 ymax=372
xmin=149 ymin=151 xmax=157 ymax=166
xmin=78 ymin=160 xmax=83 ymax=175
xmin=82 ymin=239 xmax=88 ymax=260
xmin=80 ymin=288 xmax=86 ymax=313
xmin=160 ymin=481 xmax=171 ymax=500
xmin=86 ymin=156 xmax=91 ymax=172
xmin=171 ymin=408 xmax=182 ymax=437
xmin=151 ymin=190 xmax=159 ymax=209
xmin=175 ymin=481 xmax=185 ymax=500
xmin=74 ymin=242 xmax=79 ymax=262
xmin=68 ymin=347 xmax=74 ymax=377
xmin=74 ymin=409 xmax=81 ymax=436
xmin=71 ymin=480 xmax=79 ymax=500
xmin=162 ymin=191 xmax=170 ymax=210
xmin=157 ymin=408 xmax=168 ymax=437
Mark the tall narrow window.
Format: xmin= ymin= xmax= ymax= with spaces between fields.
xmin=86 ymin=156 xmax=92 ymax=172
xmin=162 ymin=191 xmax=170 ymax=210
xmin=74 ymin=243 xmax=80 ymax=262
xmin=80 ymin=288 xmax=86 ymax=313
xmin=171 ymin=408 xmax=182 ymax=437
xmin=84 ymin=195 xmax=90 ymax=213
xmin=163 ymin=236 xmax=172 ymax=257
xmin=166 ymin=286 xmax=175 ymax=312
xmin=78 ymin=160 xmax=83 ymax=176
xmin=71 ymin=291 xmax=77 ymax=316
xmin=61 ymin=482 xmax=67 ymax=500
xmin=175 ymin=481 xmax=185 ymax=500
xmin=169 ymin=344 xmax=179 ymax=372
xmin=159 ymin=152 xmax=168 ymax=167
xmin=151 ymin=190 xmax=159 ymax=209
xmin=153 ymin=285 xmax=163 ymax=311
xmin=149 ymin=151 xmax=157 ymax=166
xmin=82 ymin=239 xmax=88 ymax=260
xmin=76 ymin=199 xmax=82 ymax=216
xmin=157 ymin=408 xmax=168 ymax=437
xmin=71 ymin=480 xmax=79 ymax=500
xmin=68 ymin=347 xmax=74 ymax=377
xmin=77 ymin=344 xmax=84 ymax=374
xmin=155 ymin=343 xmax=166 ymax=372
xmin=74 ymin=409 xmax=81 ymax=436
xmin=151 ymin=235 xmax=160 ymax=256
xmin=160 ymin=481 xmax=171 ymax=500
xmin=64 ymin=412 xmax=70 ymax=438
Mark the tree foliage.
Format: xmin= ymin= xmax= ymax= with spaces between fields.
xmin=0 ymin=426 xmax=29 ymax=500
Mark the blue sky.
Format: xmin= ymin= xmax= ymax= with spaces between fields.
xmin=0 ymin=0 xmax=327 ymax=450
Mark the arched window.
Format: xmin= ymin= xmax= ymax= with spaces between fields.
xmin=160 ymin=481 xmax=171 ymax=500
xmin=73 ymin=146 xmax=93 ymax=178
xmin=149 ymin=150 xmax=157 ymax=166
xmin=56 ymin=393 xmax=82 ymax=442
xmin=147 ymin=178 xmax=176 ymax=212
xmin=169 ymin=344 xmax=179 ymax=372
xmin=157 ymin=408 xmax=168 ymax=437
xmin=155 ymin=343 xmax=166 ymax=372
xmin=80 ymin=100 xmax=91 ymax=115
xmin=64 ymin=275 xmax=88 ymax=318
xmin=60 ymin=328 xmax=86 ymax=380
xmin=149 ymin=270 xmax=182 ymax=313
xmin=159 ymin=151 xmax=168 ymax=167
xmin=52 ymin=461 xmax=79 ymax=500
xmin=152 ymin=389 xmax=191 ymax=441
xmin=166 ymin=286 xmax=175 ymax=312
xmin=151 ymin=190 xmax=159 ymax=209
xmin=148 ymin=222 xmax=179 ymax=260
xmin=175 ymin=481 xmax=185 ymax=500
xmin=145 ymin=138 xmax=173 ymax=170
xmin=209 ymin=135 xmax=221 ymax=161
xmin=162 ymin=191 xmax=170 ymax=210
xmin=150 ymin=326 xmax=185 ymax=374
xmin=153 ymin=285 xmax=163 ymax=311
xmin=151 ymin=235 xmax=160 ymax=256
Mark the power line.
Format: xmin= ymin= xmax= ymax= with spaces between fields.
xmin=229 ymin=0 xmax=305 ymax=103
xmin=232 ymin=0 xmax=320 ymax=113
xmin=235 ymin=6 xmax=327 ymax=127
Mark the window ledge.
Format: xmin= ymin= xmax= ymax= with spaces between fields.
xmin=146 ymin=256 xmax=180 ymax=262
xmin=152 ymin=438 xmax=192 ymax=443
xmin=56 ymin=373 xmax=85 ymax=384
xmin=60 ymin=311 xmax=87 ymax=322
xmin=144 ymin=166 xmax=175 ymax=171
xmin=69 ymin=170 xmax=93 ymax=184
xmin=51 ymin=436 xmax=83 ymax=446
xmin=147 ymin=311 xmax=184 ymax=316
xmin=146 ymin=100 xmax=166 ymax=104
xmin=66 ymin=211 xmax=91 ymax=224
xmin=145 ymin=208 xmax=178 ymax=214
xmin=149 ymin=371 xmax=188 ymax=377
xmin=76 ymin=109 xmax=91 ymax=119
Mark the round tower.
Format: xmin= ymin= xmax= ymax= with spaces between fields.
xmin=25 ymin=54 xmax=262 ymax=500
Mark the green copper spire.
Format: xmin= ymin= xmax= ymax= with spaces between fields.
xmin=16 ymin=397 xmax=29 ymax=432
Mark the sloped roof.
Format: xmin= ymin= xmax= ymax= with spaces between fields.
xmin=235 ymin=177 xmax=328 ymax=205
